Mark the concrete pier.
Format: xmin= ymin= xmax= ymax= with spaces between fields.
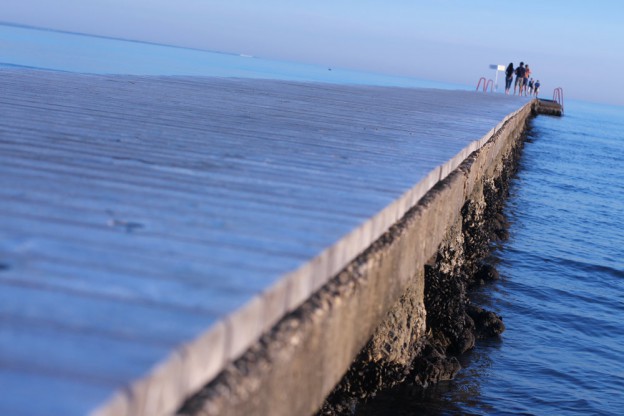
xmin=536 ymin=98 xmax=564 ymax=116
xmin=0 ymin=69 xmax=532 ymax=415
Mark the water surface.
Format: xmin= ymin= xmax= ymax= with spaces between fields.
xmin=0 ymin=22 xmax=464 ymax=90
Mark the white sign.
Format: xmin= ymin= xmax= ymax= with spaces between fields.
xmin=490 ymin=64 xmax=506 ymax=71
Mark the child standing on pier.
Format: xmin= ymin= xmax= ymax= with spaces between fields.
xmin=534 ymin=80 xmax=540 ymax=96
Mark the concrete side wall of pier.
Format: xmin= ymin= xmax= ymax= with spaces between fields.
xmin=180 ymin=101 xmax=535 ymax=416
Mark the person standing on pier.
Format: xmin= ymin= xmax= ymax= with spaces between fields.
xmin=505 ymin=63 xmax=514 ymax=94
xmin=534 ymin=80 xmax=541 ymax=97
xmin=514 ymin=62 xmax=525 ymax=95
xmin=523 ymin=64 xmax=532 ymax=95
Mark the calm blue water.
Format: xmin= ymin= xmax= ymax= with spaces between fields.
xmin=0 ymin=22 xmax=464 ymax=90
xmin=4 ymin=22 xmax=623 ymax=416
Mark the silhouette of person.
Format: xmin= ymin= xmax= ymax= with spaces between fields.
xmin=505 ymin=63 xmax=514 ymax=94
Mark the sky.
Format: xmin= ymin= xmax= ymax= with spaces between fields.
xmin=3 ymin=0 xmax=624 ymax=105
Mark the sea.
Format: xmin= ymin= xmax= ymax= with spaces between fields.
xmin=2 ymin=22 xmax=623 ymax=416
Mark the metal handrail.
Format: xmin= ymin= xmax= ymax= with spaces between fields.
xmin=476 ymin=77 xmax=486 ymax=92
xmin=553 ymin=87 xmax=564 ymax=111
xmin=476 ymin=77 xmax=494 ymax=93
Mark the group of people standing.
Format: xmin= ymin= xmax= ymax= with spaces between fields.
xmin=504 ymin=62 xmax=540 ymax=96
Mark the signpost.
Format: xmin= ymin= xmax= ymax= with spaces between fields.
xmin=489 ymin=64 xmax=506 ymax=91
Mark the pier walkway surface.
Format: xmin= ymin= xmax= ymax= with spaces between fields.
xmin=0 ymin=69 xmax=530 ymax=415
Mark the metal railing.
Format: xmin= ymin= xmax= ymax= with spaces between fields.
xmin=553 ymin=87 xmax=564 ymax=111
xmin=476 ymin=77 xmax=494 ymax=93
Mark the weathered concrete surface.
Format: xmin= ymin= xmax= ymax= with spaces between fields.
xmin=0 ymin=68 xmax=532 ymax=416
xmin=179 ymin=101 xmax=535 ymax=416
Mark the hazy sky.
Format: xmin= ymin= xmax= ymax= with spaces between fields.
xmin=3 ymin=0 xmax=623 ymax=105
